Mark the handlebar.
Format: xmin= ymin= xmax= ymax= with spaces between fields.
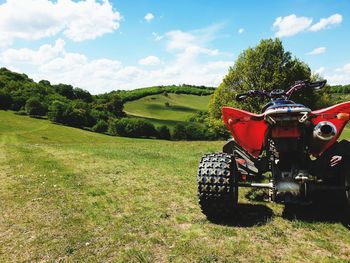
xmin=308 ymin=80 xmax=327 ymax=89
xmin=235 ymin=93 xmax=250 ymax=102
xmin=235 ymin=80 xmax=327 ymax=102
xmin=285 ymin=80 xmax=326 ymax=97
xmin=235 ymin=90 xmax=271 ymax=102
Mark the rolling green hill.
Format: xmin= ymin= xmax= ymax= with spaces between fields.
xmin=0 ymin=67 xmax=215 ymax=136
xmin=1 ymin=110 xmax=350 ymax=262
xmin=124 ymin=93 xmax=211 ymax=128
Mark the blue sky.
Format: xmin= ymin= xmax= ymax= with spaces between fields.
xmin=0 ymin=0 xmax=349 ymax=93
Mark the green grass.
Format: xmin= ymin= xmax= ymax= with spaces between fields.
xmin=1 ymin=110 xmax=350 ymax=262
xmin=124 ymin=93 xmax=211 ymax=128
xmin=340 ymin=126 xmax=350 ymax=140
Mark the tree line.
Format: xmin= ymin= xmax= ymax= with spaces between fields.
xmin=0 ymin=67 xmax=223 ymax=140
xmin=328 ymin=84 xmax=350 ymax=94
xmin=115 ymin=84 xmax=215 ymax=103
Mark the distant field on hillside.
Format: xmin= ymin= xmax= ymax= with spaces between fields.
xmin=331 ymin=93 xmax=350 ymax=103
xmin=124 ymin=93 xmax=211 ymax=128
xmin=1 ymin=110 xmax=350 ymax=262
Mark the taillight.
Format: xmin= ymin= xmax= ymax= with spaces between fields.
xmin=271 ymin=126 xmax=301 ymax=138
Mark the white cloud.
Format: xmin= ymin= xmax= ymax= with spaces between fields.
xmin=314 ymin=67 xmax=325 ymax=75
xmin=163 ymin=28 xmax=223 ymax=74
xmin=165 ymin=30 xmax=197 ymax=51
xmin=1 ymin=39 xmax=65 ymax=65
xmin=323 ymin=63 xmax=350 ymax=85
xmin=138 ymin=56 xmax=161 ymax=66
xmin=165 ymin=26 xmax=222 ymax=60
xmin=336 ymin=63 xmax=350 ymax=74
xmin=0 ymin=0 xmax=121 ymax=47
xmin=238 ymin=28 xmax=244 ymax=34
xmin=0 ymin=39 xmax=231 ymax=93
xmin=0 ymin=24 xmax=232 ymax=93
xmin=307 ymin=47 xmax=326 ymax=55
xmin=309 ymin=14 xmax=342 ymax=32
xmin=152 ymin=32 xmax=163 ymax=41
xmin=165 ymin=23 xmax=224 ymax=52
xmin=272 ymin=13 xmax=343 ymax=37
xmin=144 ymin=13 xmax=154 ymax=22
xmin=325 ymin=74 xmax=350 ymax=85
xmin=273 ymin=14 xmax=312 ymax=37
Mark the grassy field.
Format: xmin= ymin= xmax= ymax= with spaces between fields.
xmin=331 ymin=93 xmax=350 ymax=104
xmin=1 ymin=110 xmax=350 ymax=262
xmin=124 ymin=93 xmax=211 ymax=128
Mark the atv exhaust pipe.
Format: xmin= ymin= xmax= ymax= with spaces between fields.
xmin=310 ymin=121 xmax=337 ymax=153
xmin=313 ymin=121 xmax=337 ymax=141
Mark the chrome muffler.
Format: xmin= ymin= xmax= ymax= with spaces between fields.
xmin=313 ymin=121 xmax=337 ymax=141
xmin=310 ymin=121 xmax=337 ymax=153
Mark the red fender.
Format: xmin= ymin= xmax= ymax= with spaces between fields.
xmin=222 ymin=107 xmax=267 ymax=157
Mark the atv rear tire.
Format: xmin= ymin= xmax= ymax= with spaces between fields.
xmin=197 ymin=153 xmax=239 ymax=221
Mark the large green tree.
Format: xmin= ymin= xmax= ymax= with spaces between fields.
xmin=209 ymin=38 xmax=314 ymax=118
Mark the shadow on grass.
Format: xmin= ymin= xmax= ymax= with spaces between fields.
xmin=210 ymin=203 xmax=273 ymax=227
xmin=146 ymin=104 xmax=197 ymax=113
xmin=244 ymin=187 xmax=350 ymax=228
xmin=126 ymin=114 xmax=189 ymax=129
xmin=282 ymin=191 xmax=350 ymax=228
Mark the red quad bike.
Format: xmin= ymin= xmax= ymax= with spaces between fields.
xmin=197 ymin=80 xmax=350 ymax=221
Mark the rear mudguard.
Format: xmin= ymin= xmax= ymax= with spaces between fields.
xmin=222 ymin=101 xmax=350 ymax=157
xmin=222 ymin=107 xmax=267 ymax=157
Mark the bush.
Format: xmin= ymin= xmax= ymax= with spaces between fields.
xmin=172 ymin=121 xmax=230 ymax=141
xmin=10 ymin=95 xmax=26 ymax=111
xmin=25 ymin=97 xmax=47 ymax=116
xmin=48 ymin=100 xmax=67 ymax=123
xmin=205 ymin=118 xmax=231 ymax=140
xmin=88 ymin=109 xmax=113 ymax=127
xmin=184 ymin=123 xmax=205 ymax=140
xmin=48 ymin=100 xmax=87 ymax=128
xmin=188 ymin=111 xmax=208 ymax=123
xmin=0 ymin=90 xmax=12 ymax=110
xmin=74 ymin=88 xmax=93 ymax=102
xmin=65 ymin=108 xmax=86 ymax=128
xmin=109 ymin=118 xmax=157 ymax=138
xmin=173 ymin=123 xmax=206 ymax=140
xmin=172 ymin=124 xmax=187 ymax=140
xmin=157 ymin=125 xmax=171 ymax=140
xmin=92 ymin=119 xmax=108 ymax=133
xmin=106 ymin=94 xmax=125 ymax=118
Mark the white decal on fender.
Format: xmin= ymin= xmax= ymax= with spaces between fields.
xmin=330 ymin=155 xmax=342 ymax=167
